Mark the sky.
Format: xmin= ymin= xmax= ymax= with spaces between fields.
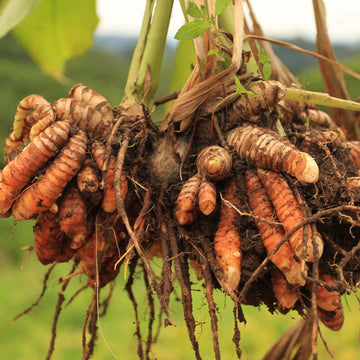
xmin=95 ymin=1 xmax=360 ymax=43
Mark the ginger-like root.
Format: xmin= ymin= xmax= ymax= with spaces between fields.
xmin=12 ymin=131 xmax=87 ymax=221
xmin=5 ymin=95 xmax=55 ymax=157
xmin=58 ymin=183 xmax=88 ymax=249
xmin=257 ymin=168 xmax=323 ymax=262
xmin=227 ymin=124 xmax=319 ymax=183
xmin=214 ymin=178 xmax=242 ymax=292
xmin=68 ymin=83 xmax=114 ymax=125
xmin=233 ymin=80 xmax=286 ymax=120
xmin=34 ymin=211 xmax=75 ymax=265
xmin=175 ymin=173 xmax=202 ymax=225
xmin=76 ymin=159 xmax=102 ymax=205
xmin=271 ymin=268 xmax=299 ymax=312
xmin=0 ymin=120 xmax=71 ymax=215
xmin=245 ymin=169 xmax=306 ymax=286
xmin=52 ymin=98 xmax=112 ymax=138
xmin=198 ymin=179 xmax=217 ymax=216
xmin=91 ymin=141 xmax=128 ymax=213
xmin=196 ymin=145 xmax=232 ymax=181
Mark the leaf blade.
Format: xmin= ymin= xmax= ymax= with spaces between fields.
xmin=215 ymin=0 xmax=232 ymax=15
xmin=0 ymin=0 xmax=42 ymax=38
xmin=174 ymin=19 xmax=210 ymax=41
xmin=186 ymin=2 xmax=204 ymax=19
xmin=11 ymin=0 xmax=98 ymax=80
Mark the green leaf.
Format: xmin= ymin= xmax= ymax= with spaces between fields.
xmin=174 ymin=19 xmax=210 ymax=40
xmin=0 ymin=0 xmax=42 ymax=38
xmin=234 ymin=75 xmax=255 ymax=96
xmin=262 ymin=62 xmax=272 ymax=80
xmin=186 ymin=2 xmax=205 ymax=19
xmin=215 ymin=0 xmax=232 ymax=15
xmin=11 ymin=0 xmax=98 ymax=80
xmin=207 ymin=49 xmax=225 ymax=62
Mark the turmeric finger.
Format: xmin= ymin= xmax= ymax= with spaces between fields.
xmin=34 ymin=211 xmax=75 ymax=265
xmin=68 ymin=83 xmax=113 ymax=124
xmin=175 ymin=173 xmax=202 ymax=225
xmin=12 ymin=130 xmax=87 ymax=221
xmin=91 ymin=141 xmax=127 ymax=213
xmin=58 ymin=184 xmax=88 ymax=249
xmin=76 ymin=159 xmax=102 ymax=205
xmin=233 ymin=80 xmax=286 ymax=119
xmin=310 ymin=274 xmax=344 ymax=331
xmin=0 ymin=120 xmax=71 ymax=215
xmin=198 ymin=179 xmax=217 ymax=216
xmin=257 ymin=168 xmax=323 ymax=262
xmin=77 ymin=221 xmax=121 ymax=288
xmin=214 ymin=178 xmax=242 ymax=292
xmin=271 ymin=268 xmax=299 ymax=312
xmin=245 ymin=170 xmax=305 ymax=286
xmin=5 ymin=95 xmax=55 ymax=155
xmin=227 ymin=124 xmax=319 ymax=183
xmin=52 ymin=98 xmax=111 ymax=137
xmin=196 ymin=145 xmax=232 ymax=181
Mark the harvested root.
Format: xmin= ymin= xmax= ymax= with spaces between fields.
xmin=196 ymin=145 xmax=232 ymax=181
xmin=58 ymin=183 xmax=88 ymax=249
xmin=175 ymin=173 xmax=202 ymax=225
xmin=245 ymin=169 xmax=305 ymax=286
xmin=227 ymin=124 xmax=319 ymax=183
xmin=271 ymin=268 xmax=299 ymax=312
xmin=232 ymin=80 xmax=286 ymax=120
xmin=214 ymin=178 xmax=242 ymax=292
xmin=52 ymin=98 xmax=112 ymax=138
xmin=198 ymin=179 xmax=217 ymax=215
xmin=33 ymin=211 xmax=75 ymax=265
xmin=5 ymin=94 xmax=55 ymax=157
xmin=12 ymin=131 xmax=87 ymax=221
xmin=0 ymin=120 xmax=71 ymax=215
xmin=257 ymin=168 xmax=323 ymax=262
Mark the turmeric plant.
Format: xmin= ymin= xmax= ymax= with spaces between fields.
xmin=2 ymin=0 xmax=360 ymax=359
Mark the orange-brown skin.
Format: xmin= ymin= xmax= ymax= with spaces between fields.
xmin=68 ymin=83 xmax=113 ymax=125
xmin=245 ymin=170 xmax=305 ymax=286
xmin=198 ymin=179 xmax=217 ymax=215
xmin=298 ymin=109 xmax=345 ymax=139
xmin=33 ymin=211 xmax=75 ymax=265
xmin=214 ymin=178 xmax=242 ymax=291
xmin=313 ymin=274 xmax=344 ymax=331
xmin=0 ymin=120 xmax=71 ymax=215
xmin=4 ymin=95 xmax=55 ymax=156
xmin=232 ymin=80 xmax=286 ymax=119
xmin=196 ymin=146 xmax=232 ymax=181
xmin=270 ymin=268 xmax=299 ymax=312
xmin=257 ymin=168 xmax=323 ymax=262
xmin=175 ymin=173 xmax=202 ymax=225
xmin=76 ymin=225 xmax=121 ymax=288
xmin=58 ymin=184 xmax=88 ymax=249
xmin=344 ymin=141 xmax=360 ymax=171
xmin=91 ymin=141 xmax=128 ymax=213
xmin=52 ymin=98 xmax=112 ymax=137
xmin=12 ymin=131 xmax=87 ymax=221
xmin=227 ymin=124 xmax=319 ymax=183
xmin=76 ymin=159 xmax=102 ymax=205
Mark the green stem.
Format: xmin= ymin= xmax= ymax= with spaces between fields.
xmin=122 ymin=0 xmax=174 ymax=108
xmin=284 ymin=87 xmax=360 ymax=112
xmin=218 ymin=3 xmax=234 ymax=35
xmin=121 ymin=0 xmax=155 ymax=105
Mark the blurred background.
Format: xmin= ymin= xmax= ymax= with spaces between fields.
xmin=1 ymin=1 xmax=360 ymax=359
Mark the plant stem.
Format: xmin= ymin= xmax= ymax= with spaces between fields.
xmin=137 ymin=0 xmax=174 ymax=108
xmin=285 ymin=87 xmax=360 ymax=112
xmin=121 ymin=0 xmax=155 ymax=106
xmin=121 ymin=0 xmax=174 ymax=108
